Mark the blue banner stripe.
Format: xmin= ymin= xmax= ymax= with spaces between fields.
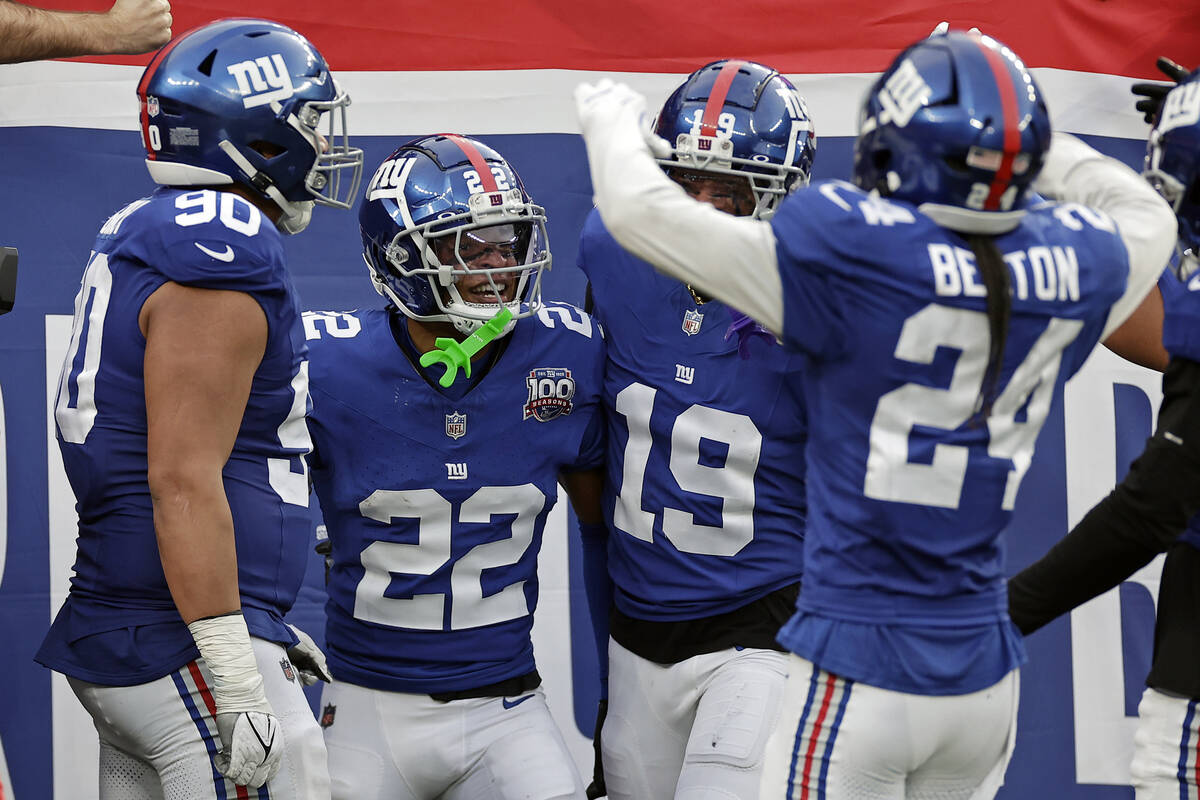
xmin=171 ymin=667 xmax=228 ymax=800
xmin=786 ymin=665 xmax=823 ymax=800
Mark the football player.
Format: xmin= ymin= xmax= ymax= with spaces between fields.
xmin=35 ymin=18 xmax=362 ymax=798
xmin=575 ymin=30 xmax=1175 ymax=798
xmin=1008 ymin=61 xmax=1200 ymax=800
xmin=308 ymin=134 xmax=604 ymax=800
xmin=576 ymin=59 xmax=813 ymax=800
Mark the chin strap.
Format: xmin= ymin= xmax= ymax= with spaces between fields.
xmin=217 ymin=141 xmax=311 ymax=234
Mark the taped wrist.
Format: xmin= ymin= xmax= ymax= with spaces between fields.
xmin=187 ymin=612 xmax=270 ymax=714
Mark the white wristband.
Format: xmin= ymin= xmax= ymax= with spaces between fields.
xmin=187 ymin=613 xmax=270 ymax=714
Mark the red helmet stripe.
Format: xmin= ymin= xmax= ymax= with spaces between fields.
xmin=699 ymin=60 xmax=748 ymax=136
xmin=975 ymin=37 xmax=1021 ymax=211
xmin=441 ymin=133 xmax=500 ymax=193
xmin=136 ymin=34 xmax=188 ymax=160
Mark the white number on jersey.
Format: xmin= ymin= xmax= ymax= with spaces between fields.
xmin=353 ymin=483 xmax=545 ymax=630
xmin=864 ymin=304 xmax=1083 ymax=509
xmin=268 ymin=361 xmax=312 ymax=507
xmin=55 ymin=251 xmax=113 ymax=444
xmin=613 ymin=382 xmax=761 ymax=557
xmin=302 ymin=311 xmax=363 ymax=340
xmin=535 ymin=304 xmax=596 ymax=338
xmin=174 ymin=190 xmax=262 ymax=236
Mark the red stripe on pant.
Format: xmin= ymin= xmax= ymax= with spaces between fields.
xmin=799 ymin=672 xmax=839 ymax=799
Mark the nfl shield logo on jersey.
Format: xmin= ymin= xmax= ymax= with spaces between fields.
xmin=445 ymin=411 xmax=467 ymax=439
xmin=279 ymin=658 xmax=296 ymax=683
xmin=682 ymin=309 xmax=704 ymax=336
xmin=524 ymin=368 xmax=575 ymax=422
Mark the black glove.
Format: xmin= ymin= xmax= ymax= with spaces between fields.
xmin=1132 ymin=56 xmax=1191 ymax=124
xmin=585 ymin=699 xmax=607 ymax=800
xmin=315 ymin=538 xmax=332 ymax=585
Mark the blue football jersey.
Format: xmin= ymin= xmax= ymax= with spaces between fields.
xmin=307 ymin=303 xmax=605 ymax=694
xmin=578 ymin=209 xmax=806 ymax=622
xmin=770 ymin=181 xmax=1131 ymax=694
xmin=36 ymin=187 xmax=312 ymax=686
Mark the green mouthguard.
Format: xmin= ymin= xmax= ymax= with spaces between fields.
xmin=419 ymin=306 xmax=514 ymax=387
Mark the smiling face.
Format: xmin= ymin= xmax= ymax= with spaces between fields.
xmin=431 ymin=223 xmax=526 ymax=305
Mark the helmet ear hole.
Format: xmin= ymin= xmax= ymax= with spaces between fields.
xmin=196 ymin=50 xmax=217 ymax=77
xmin=249 ymin=141 xmax=285 ymax=159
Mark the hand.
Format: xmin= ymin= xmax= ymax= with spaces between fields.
xmin=574 ymin=79 xmax=672 ymax=159
xmin=1132 ymin=57 xmax=1191 ymax=124
xmin=929 ymin=21 xmax=981 ymax=37
xmin=214 ymin=710 xmax=281 ymax=787
xmin=286 ymin=624 xmax=332 ymax=685
xmin=187 ymin=614 xmax=281 ymax=788
xmin=104 ymin=0 xmax=173 ymax=55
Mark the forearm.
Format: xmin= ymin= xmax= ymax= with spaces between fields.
xmin=1009 ymin=358 xmax=1200 ymax=634
xmin=0 ymin=1 xmax=110 ymax=63
xmin=151 ymin=474 xmax=241 ymax=623
xmin=578 ymin=521 xmax=612 ymax=693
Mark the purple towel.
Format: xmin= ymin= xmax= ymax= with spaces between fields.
xmin=724 ymin=310 xmax=776 ymax=359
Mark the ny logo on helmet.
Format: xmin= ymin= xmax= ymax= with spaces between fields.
xmin=878 ymin=59 xmax=932 ymax=128
xmin=227 ymin=54 xmax=296 ymax=109
xmin=1159 ymin=83 xmax=1200 ymax=136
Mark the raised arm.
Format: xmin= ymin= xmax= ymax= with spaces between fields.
xmin=0 ymin=0 xmax=171 ymax=64
xmin=575 ymin=80 xmax=785 ymax=335
xmin=1031 ymin=132 xmax=1175 ymax=339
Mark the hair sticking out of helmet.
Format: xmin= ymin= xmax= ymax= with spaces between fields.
xmin=853 ymin=30 xmax=1051 ymax=236
xmin=1144 ymin=67 xmax=1200 ymax=277
xmin=137 ymin=18 xmax=363 ymax=234
xmin=654 ymin=59 xmax=816 ymax=219
xmin=358 ymin=134 xmax=551 ymax=338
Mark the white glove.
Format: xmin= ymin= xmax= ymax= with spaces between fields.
xmin=285 ymin=624 xmax=332 ymax=685
xmin=188 ymin=613 xmax=282 ymax=788
xmin=214 ymin=711 xmax=280 ymax=787
xmin=574 ymin=79 xmax=672 ymax=159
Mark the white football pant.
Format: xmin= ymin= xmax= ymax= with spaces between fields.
xmin=321 ymin=680 xmax=585 ymax=800
xmin=68 ymin=637 xmax=330 ymax=800
xmin=1132 ymin=687 xmax=1200 ymax=799
xmin=603 ymin=638 xmax=788 ymax=800
xmin=760 ymin=655 xmax=1018 ymax=800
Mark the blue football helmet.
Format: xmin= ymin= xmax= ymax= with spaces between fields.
xmin=359 ymin=134 xmax=550 ymax=337
xmin=654 ymin=59 xmax=815 ymax=219
xmin=1145 ymin=68 xmax=1200 ymax=271
xmin=137 ymin=18 xmax=363 ymax=234
xmin=854 ymin=30 xmax=1051 ymax=233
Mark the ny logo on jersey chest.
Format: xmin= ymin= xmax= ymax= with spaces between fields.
xmin=682 ymin=309 xmax=704 ymax=336
xmin=446 ymin=463 xmax=468 ymax=480
xmin=445 ymin=411 xmax=467 ymax=439
xmin=675 ymin=365 xmax=695 ymax=385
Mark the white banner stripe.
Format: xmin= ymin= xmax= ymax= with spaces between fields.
xmin=0 ymin=62 xmax=1152 ymax=140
